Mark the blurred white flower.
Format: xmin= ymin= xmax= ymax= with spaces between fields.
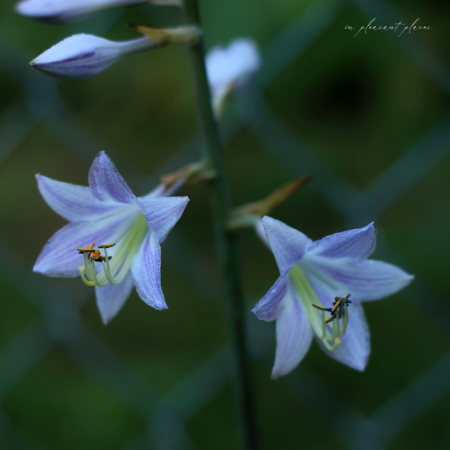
xmin=16 ymin=0 xmax=180 ymax=24
xmin=206 ymin=38 xmax=260 ymax=116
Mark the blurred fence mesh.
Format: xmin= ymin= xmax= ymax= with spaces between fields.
xmin=1 ymin=0 xmax=449 ymax=449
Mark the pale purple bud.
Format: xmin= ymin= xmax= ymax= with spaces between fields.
xmin=15 ymin=0 xmax=155 ymax=23
xmin=30 ymin=34 xmax=155 ymax=80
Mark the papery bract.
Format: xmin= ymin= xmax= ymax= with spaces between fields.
xmin=30 ymin=34 xmax=155 ymax=80
xmin=34 ymin=151 xmax=189 ymax=324
xmin=252 ymin=217 xmax=413 ymax=378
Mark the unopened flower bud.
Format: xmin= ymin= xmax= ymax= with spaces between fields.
xmin=30 ymin=34 xmax=156 ymax=80
xmin=16 ymin=0 xmax=181 ymax=24
xmin=206 ymin=38 xmax=261 ymax=116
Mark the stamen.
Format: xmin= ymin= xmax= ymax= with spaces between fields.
xmin=321 ymin=310 xmax=326 ymax=339
xmin=83 ymin=252 xmax=94 ymax=281
xmin=90 ymin=250 xmax=101 ymax=261
xmin=342 ymin=304 xmax=349 ymax=333
xmin=331 ymin=318 xmax=338 ymax=340
xmin=92 ymin=255 xmax=112 ymax=263
xmin=98 ymin=243 xmax=115 ymax=249
xmin=79 ymin=267 xmax=94 ymax=286
xmin=313 ymin=294 xmax=351 ymax=347
xmin=290 ymin=265 xmax=350 ymax=352
xmin=325 ymin=314 xmax=335 ymax=324
xmin=79 ymin=252 xmax=94 ymax=286
xmin=76 ymin=215 xmax=148 ymax=289
xmin=87 ymin=254 xmax=109 ymax=287
xmin=331 ymin=299 xmax=341 ymax=315
xmin=312 ymin=303 xmax=332 ymax=312
xmin=77 ymin=243 xmax=95 ymax=254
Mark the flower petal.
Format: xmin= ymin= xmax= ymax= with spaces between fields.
xmin=136 ymin=196 xmax=189 ymax=243
xmin=89 ymin=151 xmax=136 ymax=204
xmin=262 ymin=216 xmax=311 ymax=273
xmin=36 ymin=174 xmax=121 ymax=222
xmin=254 ymin=219 xmax=269 ymax=247
xmin=33 ymin=208 xmax=136 ymax=277
xmin=309 ymin=257 xmax=414 ymax=301
xmin=318 ymin=302 xmax=370 ymax=371
xmin=251 ymin=273 xmax=288 ymax=321
xmin=95 ymin=272 xmax=134 ymax=324
xmin=307 ymin=223 xmax=376 ymax=260
xmin=271 ymin=284 xmax=314 ymax=379
xmin=131 ymin=232 xmax=167 ymax=310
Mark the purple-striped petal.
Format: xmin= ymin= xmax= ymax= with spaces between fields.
xmin=308 ymin=256 xmax=413 ymax=302
xmin=272 ymin=284 xmax=314 ymax=379
xmin=251 ymin=273 xmax=288 ymax=321
xmin=33 ymin=209 xmax=136 ymax=277
xmin=317 ymin=302 xmax=370 ymax=371
xmin=131 ymin=232 xmax=167 ymax=310
xmin=307 ymin=223 xmax=376 ymax=260
xmin=36 ymin=174 xmax=121 ymax=222
xmin=136 ymin=196 xmax=189 ymax=243
xmin=262 ymin=216 xmax=311 ymax=274
xmin=95 ymin=272 xmax=134 ymax=324
xmin=89 ymin=151 xmax=136 ymax=204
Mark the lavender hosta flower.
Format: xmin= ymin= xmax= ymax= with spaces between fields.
xmin=34 ymin=151 xmax=189 ymax=324
xmin=30 ymin=33 xmax=156 ymax=80
xmin=206 ymin=38 xmax=260 ymax=116
xmin=252 ymin=217 xmax=413 ymax=378
xmin=16 ymin=0 xmax=180 ymax=24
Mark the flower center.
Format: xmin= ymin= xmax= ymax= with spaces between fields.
xmin=289 ymin=264 xmax=350 ymax=352
xmin=77 ymin=214 xmax=148 ymax=288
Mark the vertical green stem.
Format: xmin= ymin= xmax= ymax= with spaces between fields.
xmin=182 ymin=1 xmax=259 ymax=449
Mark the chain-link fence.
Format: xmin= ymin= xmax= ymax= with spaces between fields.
xmin=1 ymin=0 xmax=449 ymax=449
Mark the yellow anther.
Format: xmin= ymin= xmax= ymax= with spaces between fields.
xmin=331 ymin=299 xmax=341 ymax=314
xmin=77 ymin=243 xmax=95 ymax=253
xmin=90 ymin=250 xmax=101 ymax=260
xmin=98 ymin=243 xmax=115 ymax=249
xmin=312 ymin=303 xmax=332 ymax=312
xmin=325 ymin=314 xmax=336 ymax=324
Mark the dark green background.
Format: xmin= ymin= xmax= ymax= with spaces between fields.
xmin=1 ymin=0 xmax=449 ymax=449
